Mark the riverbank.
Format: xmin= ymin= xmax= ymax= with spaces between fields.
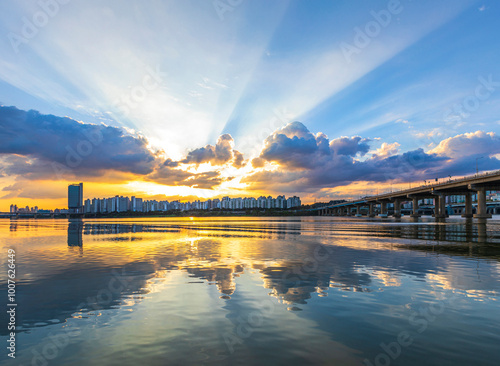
xmin=2 ymin=208 xmax=315 ymax=219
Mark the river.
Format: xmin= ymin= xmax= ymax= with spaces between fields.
xmin=1 ymin=216 xmax=500 ymax=365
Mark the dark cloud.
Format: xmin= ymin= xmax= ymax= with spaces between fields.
xmin=163 ymin=158 xmax=179 ymax=167
xmin=147 ymin=165 xmax=224 ymax=189
xmin=182 ymin=146 xmax=215 ymax=165
xmin=0 ymin=106 xmax=239 ymax=190
xmin=0 ymin=106 xmax=157 ymax=178
xmin=233 ymin=151 xmax=245 ymax=168
xmin=182 ymin=133 xmax=245 ymax=167
xmin=251 ymin=157 xmax=265 ymax=168
xmin=245 ymin=121 xmax=498 ymax=192
xmin=183 ymin=171 xmax=224 ymax=189
xmin=330 ymin=136 xmax=370 ymax=157
xmin=1 ymin=183 xmax=20 ymax=199
xmin=258 ymin=122 xmax=370 ymax=170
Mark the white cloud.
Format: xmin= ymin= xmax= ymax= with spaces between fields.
xmin=372 ymin=142 xmax=400 ymax=158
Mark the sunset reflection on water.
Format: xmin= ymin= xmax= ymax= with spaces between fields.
xmin=1 ymin=217 xmax=500 ymax=366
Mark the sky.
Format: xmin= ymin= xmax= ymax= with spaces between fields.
xmin=1 ymin=0 xmax=500 ymax=210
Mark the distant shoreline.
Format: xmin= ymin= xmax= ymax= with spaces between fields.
xmin=4 ymin=209 xmax=315 ymax=219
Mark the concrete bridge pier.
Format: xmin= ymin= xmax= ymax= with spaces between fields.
xmin=379 ymin=201 xmax=388 ymax=218
xmin=433 ymin=194 xmax=448 ymax=219
xmin=461 ymin=192 xmax=473 ymax=218
xmin=393 ymin=199 xmax=402 ymax=218
xmin=473 ymin=187 xmax=492 ymax=219
xmin=409 ymin=196 xmax=421 ymax=218
xmin=355 ymin=205 xmax=362 ymax=217
xmin=368 ymin=203 xmax=375 ymax=217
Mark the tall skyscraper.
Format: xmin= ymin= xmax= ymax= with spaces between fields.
xmin=68 ymin=183 xmax=83 ymax=213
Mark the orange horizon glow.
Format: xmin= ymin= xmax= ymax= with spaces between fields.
xmin=0 ymin=177 xmax=452 ymax=212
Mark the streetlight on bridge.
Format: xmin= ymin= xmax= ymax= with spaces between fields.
xmin=476 ymin=156 xmax=484 ymax=175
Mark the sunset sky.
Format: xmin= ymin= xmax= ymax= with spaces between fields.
xmin=1 ymin=0 xmax=500 ymax=210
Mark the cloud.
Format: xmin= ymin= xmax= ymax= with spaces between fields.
xmin=147 ymin=163 xmax=224 ymax=189
xmin=182 ymin=133 xmax=245 ymax=167
xmin=413 ymin=128 xmax=446 ymax=139
xmin=2 ymin=106 xmax=498 ymax=198
xmin=429 ymin=131 xmax=500 ymax=158
xmin=372 ymin=142 xmax=400 ymax=159
xmin=256 ymin=122 xmax=371 ymax=172
xmin=0 ymin=106 xmax=247 ymax=190
xmin=163 ymin=158 xmax=179 ymax=167
xmin=0 ymin=106 xmax=157 ymax=178
xmin=330 ymin=136 xmax=371 ymax=157
xmin=395 ymin=119 xmax=409 ymax=124
xmin=244 ymin=122 xmax=495 ymax=192
xmin=233 ymin=151 xmax=245 ymax=168
xmin=1 ymin=181 xmax=66 ymax=200
xmin=426 ymin=131 xmax=500 ymax=176
xmin=251 ymin=157 xmax=266 ymax=168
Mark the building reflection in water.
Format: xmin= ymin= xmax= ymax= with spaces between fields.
xmin=67 ymin=220 xmax=83 ymax=247
xmin=10 ymin=221 xmax=17 ymax=231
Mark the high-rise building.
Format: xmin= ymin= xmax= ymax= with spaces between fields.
xmin=131 ymin=197 xmax=143 ymax=212
xmin=276 ymin=195 xmax=286 ymax=209
xmin=68 ymin=183 xmax=83 ymax=213
xmin=84 ymin=199 xmax=91 ymax=213
xmin=286 ymin=196 xmax=301 ymax=209
xmin=118 ymin=196 xmax=129 ymax=212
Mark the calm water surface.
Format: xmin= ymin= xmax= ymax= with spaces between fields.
xmin=1 ymin=216 xmax=500 ymax=366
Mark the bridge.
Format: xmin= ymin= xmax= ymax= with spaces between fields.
xmin=315 ymin=170 xmax=500 ymax=221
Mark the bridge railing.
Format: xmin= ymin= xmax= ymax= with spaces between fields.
xmin=323 ymin=169 xmax=500 ymax=208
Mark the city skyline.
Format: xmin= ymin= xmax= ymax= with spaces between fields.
xmin=9 ymin=182 xmax=302 ymax=213
xmin=1 ymin=1 xmax=500 ymax=211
